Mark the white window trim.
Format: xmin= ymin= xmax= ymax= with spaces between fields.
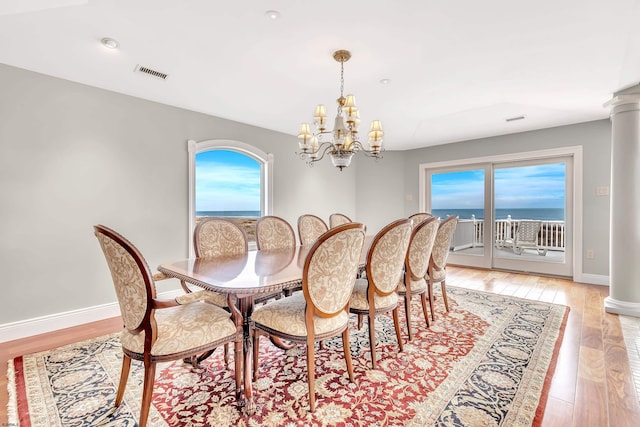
xmin=188 ymin=139 xmax=274 ymax=256
xmin=418 ymin=145 xmax=584 ymax=282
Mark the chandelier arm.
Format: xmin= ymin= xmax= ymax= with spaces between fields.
xmin=306 ymin=142 xmax=334 ymax=164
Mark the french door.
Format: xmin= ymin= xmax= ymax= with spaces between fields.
xmin=424 ymin=155 xmax=573 ymax=277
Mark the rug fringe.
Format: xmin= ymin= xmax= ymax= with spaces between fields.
xmin=6 ymin=359 xmax=19 ymax=426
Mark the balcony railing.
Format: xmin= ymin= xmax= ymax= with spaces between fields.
xmin=451 ymin=215 xmax=565 ymax=252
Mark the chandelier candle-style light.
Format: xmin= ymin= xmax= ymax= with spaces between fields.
xmin=296 ymin=50 xmax=384 ymax=171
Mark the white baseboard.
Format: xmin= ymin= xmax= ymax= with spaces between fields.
xmin=574 ymin=273 xmax=610 ymax=286
xmin=0 ymin=289 xmax=184 ymax=343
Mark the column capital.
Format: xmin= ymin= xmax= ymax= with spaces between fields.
xmin=604 ymin=83 xmax=640 ymax=111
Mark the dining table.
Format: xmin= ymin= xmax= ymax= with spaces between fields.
xmin=157 ymin=237 xmax=371 ymax=415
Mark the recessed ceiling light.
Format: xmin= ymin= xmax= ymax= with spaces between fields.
xmin=379 ymin=78 xmax=391 ymax=85
xmin=265 ymin=10 xmax=280 ymax=20
xmin=100 ymin=37 xmax=119 ymax=49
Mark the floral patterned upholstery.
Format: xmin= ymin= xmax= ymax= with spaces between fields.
xmin=93 ymin=224 xmax=242 ymax=427
xmin=251 ymin=293 xmax=350 ymax=336
xmin=396 ymin=277 xmax=427 ymax=293
xmin=95 ymin=231 xmax=148 ymax=331
xmin=252 ymin=223 xmax=366 ymax=412
xmin=191 ymin=218 xmax=249 ymax=308
xmin=350 ymin=278 xmax=399 ymax=310
xmin=194 ymin=218 xmax=248 ymax=258
xmin=350 ymin=218 xmax=412 ymax=369
xmin=121 ymin=302 xmax=237 ymax=356
xmin=175 ymin=289 xmax=229 ymax=307
xmin=366 ymin=221 xmax=413 ymax=294
xmin=297 ymin=214 xmax=328 ymax=246
xmin=329 ymin=213 xmax=352 ymax=228
xmin=426 ymin=215 xmax=458 ymax=319
xmin=256 ymin=216 xmax=296 ymax=250
xmin=397 ymin=217 xmax=440 ymax=336
xmin=409 ymin=212 xmax=433 ymax=226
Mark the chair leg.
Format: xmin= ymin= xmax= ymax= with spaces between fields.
xmin=427 ymin=281 xmax=436 ymax=321
xmin=357 ymin=314 xmax=363 ymax=330
xmin=115 ymin=354 xmax=131 ymax=407
xmin=420 ymin=293 xmax=431 ymax=328
xmin=441 ymin=281 xmax=450 ymax=312
xmin=234 ymin=336 xmax=243 ymax=400
xmin=138 ymin=360 xmax=156 ymax=427
xmin=224 ymin=343 xmax=230 ymax=366
xmin=252 ymin=332 xmax=260 ymax=382
xmin=404 ymin=293 xmax=413 ymax=341
xmin=306 ymin=334 xmax=316 ymax=412
xmin=392 ymin=307 xmax=404 ymax=353
xmin=368 ymin=310 xmax=377 ymax=369
xmin=341 ymin=329 xmax=355 ymax=382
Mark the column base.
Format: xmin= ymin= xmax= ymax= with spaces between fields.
xmin=604 ymin=296 xmax=640 ymax=317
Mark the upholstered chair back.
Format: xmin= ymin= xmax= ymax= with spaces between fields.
xmin=297 ymin=214 xmax=329 ymax=246
xmin=430 ymin=215 xmax=458 ymax=272
xmin=409 ymin=212 xmax=433 ymax=226
xmin=94 ymin=225 xmax=153 ymax=332
xmin=366 ymin=218 xmax=413 ymax=294
xmin=329 ymin=213 xmax=352 ymax=228
xmin=194 ymin=218 xmax=248 ymax=258
xmin=303 ymin=223 xmax=366 ymax=316
xmin=256 ymin=216 xmax=296 ymax=250
xmin=407 ymin=217 xmax=440 ymax=280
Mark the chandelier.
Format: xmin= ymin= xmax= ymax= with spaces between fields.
xmin=296 ymin=50 xmax=384 ymax=171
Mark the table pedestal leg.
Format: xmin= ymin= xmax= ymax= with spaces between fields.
xmin=238 ymin=296 xmax=256 ymax=415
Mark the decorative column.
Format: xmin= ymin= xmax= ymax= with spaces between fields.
xmin=604 ymin=84 xmax=640 ymax=317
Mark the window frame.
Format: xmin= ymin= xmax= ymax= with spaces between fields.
xmin=188 ymin=139 xmax=273 ymax=255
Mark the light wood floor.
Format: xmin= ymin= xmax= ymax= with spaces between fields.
xmin=2 ymin=266 xmax=639 ymax=426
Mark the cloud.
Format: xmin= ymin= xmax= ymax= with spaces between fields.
xmin=431 ymin=163 xmax=566 ymax=209
xmin=195 ymin=159 xmax=261 ymax=212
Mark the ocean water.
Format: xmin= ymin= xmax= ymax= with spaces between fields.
xmin=431 ymin=208 xmax=564 ymax=221
xmin=197 ymin=210 xmax=261 ymax=217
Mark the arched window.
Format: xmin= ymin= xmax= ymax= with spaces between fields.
xmin=188 ymin=139 xmax=273 ymax=254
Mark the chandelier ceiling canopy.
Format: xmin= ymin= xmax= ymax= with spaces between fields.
xmin=296 ymin=50 xmax=384 ymax=171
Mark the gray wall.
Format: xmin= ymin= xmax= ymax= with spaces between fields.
xmin=0 ymin=62 xmax=612 ymax=327
xmin=0 ymin=64 xmax=357 ymax=324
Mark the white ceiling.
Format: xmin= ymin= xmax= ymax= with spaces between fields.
xmin=1 ymin=0 xmax=639 ymax=150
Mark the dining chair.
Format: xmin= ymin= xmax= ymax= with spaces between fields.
xmin=349 ymin=218 xmax=413 ymax=369
xmin=409 ymin=212 xmax=433 ymax=225
xmin=297 ymin=214 xmax=329 ymax=245
xmin=256 ymin=215 xmax=301 ymax=297
xmin=251 ymin=223 xmax=366 ymax=412
xmin=396 ymin=216 xmax=440 ymax=340
xmin=256 ymin=215 xmax=296 ymax=250
xmin=426 ymin=215 xmax=459 ymax=320
xmin=175 ymin=218 xmax=248 ymax=308
xmin=94 ymin=225 xmax=242 ymax=427
xmin=329 ymin=213 xmax=352 ymax=228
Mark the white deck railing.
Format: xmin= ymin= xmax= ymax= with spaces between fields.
xmin=451 ymin=215 xmax=565 ymax=252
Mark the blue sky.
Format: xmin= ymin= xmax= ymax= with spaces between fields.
xmin=195 ymin=150 xmax=261 ymax=212
xmin=431 ymin=163 xmax=566 ymax=209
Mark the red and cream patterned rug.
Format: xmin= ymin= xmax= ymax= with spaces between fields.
xmin=8 ymin=287 xmax=568 ymax=426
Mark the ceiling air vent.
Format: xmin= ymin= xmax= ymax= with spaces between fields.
xmin=505 ymin=115 xmax=525 ymax=122
xmin=134 ymin=64 xmax=169 ymax=80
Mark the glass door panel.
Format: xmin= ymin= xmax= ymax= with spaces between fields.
xmin=492 ymin=158 xmax=572 ymax=276
xmin=428 ymin=166 xmax=491 ymax=269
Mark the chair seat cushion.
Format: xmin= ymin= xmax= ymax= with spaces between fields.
xmin=121 ymin=302 xmax=236 ymax=356
xmin=252 ymin=293 xmax=349 ymax=337
xmin=175 ymin=289 xmax=229 ymax=307
xmin=396 ymin=277 xmax=427 ymax=294
xmin=350 ymin=278 xmax=398 ymax=311
xmin=426 ymin=268 xmax=446 ymax=283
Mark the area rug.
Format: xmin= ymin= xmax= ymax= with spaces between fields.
xmin=8 ymin=287 xmax=568 ymax=426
